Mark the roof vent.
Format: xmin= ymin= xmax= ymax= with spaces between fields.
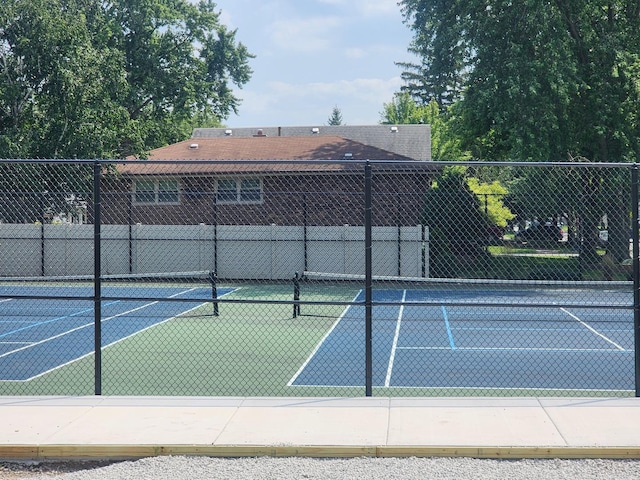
xmin=390 ymin=126 xmax=398 ymax=133
xmin=253 ymin=129 xmax=267 ymax=137
xmin=189 ymin=143 xmax=199 ymax=149
xmin=311 ymin=127 xmax=320 ymax=134
xmin=225 ymin=129 xmax=233 ymax=136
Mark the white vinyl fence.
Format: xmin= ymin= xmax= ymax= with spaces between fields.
xmin=0 ymin=224 xmax=428 ymax=280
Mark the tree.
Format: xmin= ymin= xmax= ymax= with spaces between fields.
xmin=422 ymin=167 xmax=490 ymax=277
xmin=399 ymin=0 xmax=640 ymax=263
xmin=466 ymin=178 xmax=514 ymax=229
xmin=380 ymin=91 xmax=425 ymax=124
xmin=396 ymin=1 xmax=467 ymax=107
xmin=0 ymin=0 xmax=253 ymax=224
xmin=400 ymin=0 xmax=640 ymax=162
xmin=0 ymin=0 xmax=254 ymax=159
xmin=327 ymin=106 xmax=343 ymax=125
xmin=380 ymin=92 xmax=468 ymax=160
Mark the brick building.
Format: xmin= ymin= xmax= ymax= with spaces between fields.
xmin=103 ymin=125 xmax=435 ymax=226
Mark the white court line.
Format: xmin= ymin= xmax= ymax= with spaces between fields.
xmin=397 ymin=346 xmax=628 ymax=352
xmin=0 ymin=287 xmax=201 ymax=360
xmin=0 ymin=314 xmax=106 ymax=359
xmin=384 ymin=290 xmax=406 ymax=388
xmin=25 ymin=298 xmax=209 ymax=382
xmin=560 ymin=307 xmax=626 ymax=351
xmin=287 ymin=291 xmax=362 ymax=387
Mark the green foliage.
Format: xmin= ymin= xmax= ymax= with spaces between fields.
xmin=422 ymin=167 xmax=489 ymax=277
xmin=399 ymin=0 xmax=640 ymax=163
xmin=380 ymin=92 xmax=468 ymax=160
xmin=327 ymin=106 xmax=344 ymax=125
xmin=399 ymin=0 xmax=640 ymax=262
xmin=0 ymin=0 xmax=254 ymax=159
xmin=466 ymin=178 xmax=515 ymax=228
xmin=397 ymin=0 xmax=467 ymax=107
xmin=380 ymin=91 xmax=426 ymax=124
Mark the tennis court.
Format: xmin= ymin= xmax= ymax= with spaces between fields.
xmin=290 ymin=278 xmax=635 ymax=393
xmin=0 ymin=280 xmax=233 ymax=381
xmin=0 ymin=273 xmax=635 ymax=396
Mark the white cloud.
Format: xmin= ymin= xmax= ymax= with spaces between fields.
xmin=211 ymin=0 xmax=412 ymax=127
xmin=356 ymin=0 xmax=401 ymax=17
xmin=316 ymin=0 xmax=400 ymax=17
xmin=268 ymin=16 xmax=344 ymax=52
xmin=317 ymin=0 xmax=400 ymax=17
xmin=303 ymin=77 xmax=403 ymax=103
xmin=345 ymin=47 xmax=366 ymax=59
xmin=230 ymin=76 xmax=403 ymax=126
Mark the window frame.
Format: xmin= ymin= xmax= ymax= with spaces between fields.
xmin=215 ymin=177 xmax=263 ymax=204
xmin=133 ymin=178 xmax=181 ymax=205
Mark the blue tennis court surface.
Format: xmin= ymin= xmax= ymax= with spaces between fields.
xmin=0 ymin=285 xmax=232 ymax=381
xmin=290 ymin=286 xmax=635 ymax=392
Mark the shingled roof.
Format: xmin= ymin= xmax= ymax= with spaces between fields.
xmin=120 ymin=124 xmax=434 ymax=176
xmin=149 ymin=135 xmax=414 ymax=160
xmin=192 ymin=124 xmax=431 ymax=161
xmin=120 ymin=134 xmax=436 ymax=176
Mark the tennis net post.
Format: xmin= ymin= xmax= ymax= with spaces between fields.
xmin=209 ymin=270 xmax=219 ymax=316
xmin=293 ymin=271 xmax=301 ymax=318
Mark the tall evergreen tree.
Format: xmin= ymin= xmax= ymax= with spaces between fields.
xmin=327 ymin=106 xmax=344 ymax=126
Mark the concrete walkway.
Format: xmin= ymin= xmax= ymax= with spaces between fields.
xmin=0 ymin=396 xmax=639 ymax=461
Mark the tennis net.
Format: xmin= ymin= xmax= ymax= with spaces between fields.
xmin=294 ymin=271 xmax=632 ymax=315
xmin=0 ymin=270 xmax=219 ymax=308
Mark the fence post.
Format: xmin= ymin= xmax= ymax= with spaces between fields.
xmin=40 ymin=222 xmax=45 ymax=276
xmin=632 ymin=164 xmax=640 ymax=397
xmin=39 ymin=192 xmax=45 ymax=276
xmin=293 ymin=271 xmax=300 ymax=318
xmin=93 ymin=161 xmax=102 ymax=396
xmin=210 ymin=270 xmax=219 ymax=317
xmin=213 ymin=193 xmax=218 ymax=276
xmin=127 ymin=190 xmax=133 ymax=274
xmin=303 ymin=193 xmax=308 ymax=273
xmin=365 ymin=161 xmax=373 ymax=397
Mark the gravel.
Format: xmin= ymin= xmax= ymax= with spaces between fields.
xmin=3 ymin=456 xmax=640 ymax=480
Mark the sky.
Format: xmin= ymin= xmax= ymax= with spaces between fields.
xmin=213 ymin=0 xmax=416 ymax=128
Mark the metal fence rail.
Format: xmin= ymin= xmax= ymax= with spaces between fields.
xmin=0 ymin=159 xmax=637 ymax=397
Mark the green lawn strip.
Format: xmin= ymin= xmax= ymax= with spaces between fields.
xmin=470 ymin=252 xmax=582 ymax=280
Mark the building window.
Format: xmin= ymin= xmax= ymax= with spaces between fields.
xmin=133 ymin=179 xmax=180 ymax=205
xmin=216 ymin=178 xmax=262 ymax=204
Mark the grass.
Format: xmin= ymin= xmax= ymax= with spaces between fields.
xmin=467 ymin=242 xmax=623 ymax=281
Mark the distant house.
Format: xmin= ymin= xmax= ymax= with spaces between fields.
xmin=103 ymin=125 xmax=435 ymax=226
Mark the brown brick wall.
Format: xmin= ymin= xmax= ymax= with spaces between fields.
xmin=101 ymin=172 xmax=431 ymax=226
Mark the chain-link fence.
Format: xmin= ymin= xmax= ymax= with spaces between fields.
xmin=0 ymin=159 xmax=638 ymax=397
